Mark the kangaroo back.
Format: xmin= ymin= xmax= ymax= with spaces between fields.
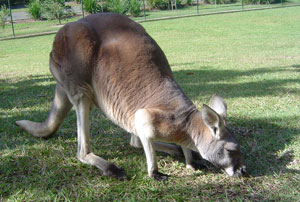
xmin=16 ymin=13 xmax=246 ymax=180
xmin=51 ymin=13 xmax=189 ymax=132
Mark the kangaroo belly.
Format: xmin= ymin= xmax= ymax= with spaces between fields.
xmin=92 ymin=82 xmax=135 ymax=134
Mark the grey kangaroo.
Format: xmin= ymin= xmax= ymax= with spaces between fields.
xmin=16 ymin=13 xmax=246 ymax=180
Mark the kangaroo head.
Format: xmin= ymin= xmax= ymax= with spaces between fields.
xmin=197 ymin=95 xmax=246 ymax=177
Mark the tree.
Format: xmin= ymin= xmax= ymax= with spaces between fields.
xmin=0 ymin=4 xmax=9 ymax=31
xmin=83 ymin=0 xmax=101 ymax=14
xmin=106 ymin=0 xmax=129 ymax=15
xmin=129 ymin=0 xmax=141 ymax=17
xmin=27 ymin=0 xmax=42 ymax=20
xmin=41 ymin=0 xmax=73 ymax=24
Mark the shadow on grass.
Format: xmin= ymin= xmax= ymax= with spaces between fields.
xmin=0 ymin=65 xmax=299 ymax=200
xmin=171 ymin=64 xmax=299 ymax=99
xmin=230 ymin=116 xmax=300 ymax=177
xmin=0 ymin=74 xmax=58 ymax=150
xmin=0 ymin=75 xmax=56 ymax=110
xmin=171 ymin=64 xmax=300 ymax=177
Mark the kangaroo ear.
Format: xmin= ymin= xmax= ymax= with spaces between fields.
xmin=209 ymin=94 xmax=227 ymax=120
xmin=201 ymin=104 xmax=222 ymax=139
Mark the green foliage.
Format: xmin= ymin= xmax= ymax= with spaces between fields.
xmin=41 ymin=0 xmax=74 ymax=24
xmin=100 ymin=0 xmax=141 ymax=15
xmin=0 ymin=4 xmax=9 ymax=31
xmin=176 ymin=0 xmax=183 ymax=8
xmin=148 ymin=0 xmax=182 ymax=10
xmin=83 ymin=0 xmax=101 ymax=14
xmin=148 ymin=0 xmax=168 ymax=9
xmin=129 ymin=0 xmax=141 ymax=17
xmin=27 ymin=0 xmax=42 ymax=20
xmin=99 ymin=0 xmax=109 ymax=12
xmin=106 ymin=0 xmax=129 ymax=14
xmin=204 ymin=0 xmax=239 ymax=4
xmin=186 ymin=0 xmax=192 ymax=5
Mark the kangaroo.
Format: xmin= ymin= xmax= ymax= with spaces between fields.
xmin=16 ymin=13 xmax=246 ymax=180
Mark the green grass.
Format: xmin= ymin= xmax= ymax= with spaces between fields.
xmin=1 ymin=6 xmax=300 ymax=201
xmin=2 ymin=0 xmax=300 ymax=39
xmin=0 ymin=16 xmax=82 ymax=39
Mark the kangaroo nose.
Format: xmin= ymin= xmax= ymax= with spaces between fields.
xmin=224 ymin=165 xmax=247 ymax=177
xmin=234 ymin=166 xmax=247 ymax=177
xmin=241 ymin=165 xmax=247 ymax=175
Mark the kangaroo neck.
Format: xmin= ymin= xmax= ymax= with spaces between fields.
xmin=184 ymin=110 xmax=212 ymax=152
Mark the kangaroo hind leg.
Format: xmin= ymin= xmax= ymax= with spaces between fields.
xmin=16 ymin=83 xmax=73 ymax=138
xmin=72 ymin=96 xmax=125 ymax=179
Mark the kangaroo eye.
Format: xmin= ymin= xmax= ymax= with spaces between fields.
xmin=212 ymin=127 xmax=217 ymax=134
xmin=226 ymin=149 xmax=237 ymax=153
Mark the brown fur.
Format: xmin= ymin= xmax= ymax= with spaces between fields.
xmin=51 ymin=13 xmax=196 ymax=137
xmin=16 ymin=13 xmax=246 ymax=180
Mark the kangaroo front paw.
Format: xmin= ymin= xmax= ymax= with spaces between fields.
xmin=187 ymin=159 xmax=209 ymax=170
xmin=152 ymin=171 xmax=169 ymax=181
xmin=186 ymin=161 xmax=208 ymax=170
xmin=104 ymin=164 xmax=126 ymax=180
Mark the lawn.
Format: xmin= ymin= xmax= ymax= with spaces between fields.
xmin=1 ymin=6 xmax=300 ymax=201
xmin=2 ymin=0 xmax=300 ymax=39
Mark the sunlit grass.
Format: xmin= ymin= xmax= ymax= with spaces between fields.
xmin=2 ymin=1 xmax=300 ymax=39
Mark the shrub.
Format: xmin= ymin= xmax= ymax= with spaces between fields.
xmin=83 ymin=0 xmax=101 ymax=14
xmin=106 ymin=0 xmax=129 ymax=14
xmin=27 ymin=0 xmax=42 ymax=20
xmin=41 ymin=0 xmax=74 ymax=24
xmin=148 ymin=0 xmax=168 ymax=10
xmin=96 ymin=0 xmax=108 ymax=12
xmin=176 ymin=0 xmax=182 ymax=8
xmin=0 ymin=4 xmax=9 ymax=31
xmin=129 ymin=0 xmax=141 ymax=17
xmin=205 ymin=0 xmax=239 ymax=4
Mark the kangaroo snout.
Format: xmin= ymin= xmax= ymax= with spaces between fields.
xmin=224 ymin=165 xmax=247 ymax=177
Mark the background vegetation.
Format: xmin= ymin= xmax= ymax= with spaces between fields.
xmin=0 ymin=7 xmax=300 ymax=201
xmin=1 ymin=0 xmax=299 ymax=39
xmin=27 ymin=0 xmax=42 ymax=20
xmin=0 ymin=4 xmax=9 ymax=31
